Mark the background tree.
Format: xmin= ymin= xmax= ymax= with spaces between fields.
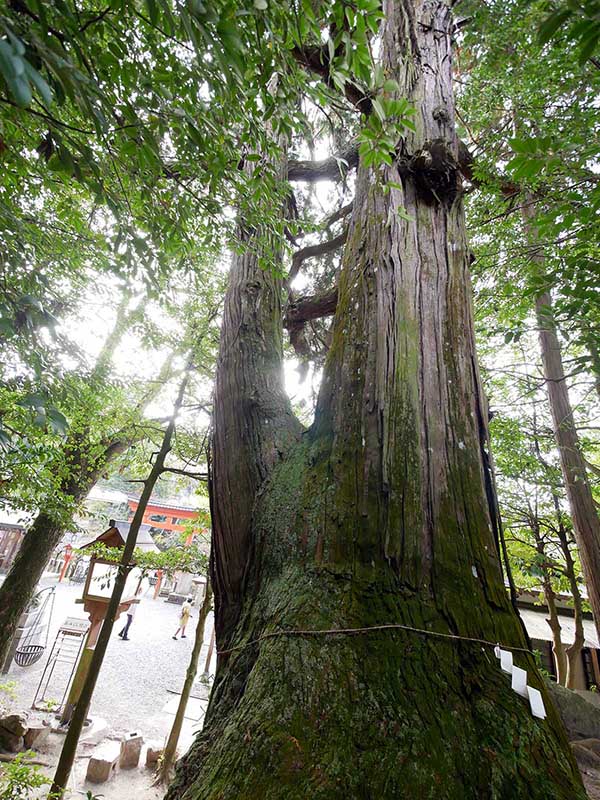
xmin=455 ymin=0 xmax=600 ymax=639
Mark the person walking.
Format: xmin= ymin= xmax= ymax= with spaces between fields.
xmin=119 ymin=589 xmax=142 ymax=641
xmin=172 ymin=596 xmax=193 ymax=640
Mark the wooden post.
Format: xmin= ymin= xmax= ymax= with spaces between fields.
xmin=200 ymin=626 xmax=215 ymax=681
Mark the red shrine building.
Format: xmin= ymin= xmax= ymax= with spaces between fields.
xmin=126 ymin=497 xmax=204 ymax=544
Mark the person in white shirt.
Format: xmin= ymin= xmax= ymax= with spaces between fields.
xmin=118 ymin=588 xmax=142 ymax=641
xmin=172 ymin=597 xmax=193 ymax=640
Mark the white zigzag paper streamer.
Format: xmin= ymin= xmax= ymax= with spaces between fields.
xmin=495 ymin=647 xmax=547 ymax=720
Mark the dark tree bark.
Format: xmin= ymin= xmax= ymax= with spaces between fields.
xmin=167 ymin=2 xmax=585 ymax=797
xmin=208 ymin=177 xmax=303 ymax=647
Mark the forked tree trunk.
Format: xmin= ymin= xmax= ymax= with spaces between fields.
xmin=539 ymin=557 xmax=567 ymax=686
xmin=167 ymin=2 xmax=584 ymax=797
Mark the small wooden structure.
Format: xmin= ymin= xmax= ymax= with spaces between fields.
xmin=60 ymin=522 xmax=157 ymax=724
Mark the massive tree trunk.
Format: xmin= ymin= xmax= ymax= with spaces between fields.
xmin=0 ymin=438 xmax=128 ymax=668
xmin=167 ymin=2 xmax=585 ymax=797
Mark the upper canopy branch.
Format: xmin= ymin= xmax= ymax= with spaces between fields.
xmin=290 ymin=45 xmax=373 ymax=114
xmin=288 ymin=144 xmax=359 ymax=183
xmin=284 ymin=286 xmax=339 ymax=328
xmin=288 ymin=229 xmax=348 ymax=285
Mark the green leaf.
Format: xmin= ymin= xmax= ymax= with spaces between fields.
xmin=23 ymin=61 xmax=53 ymax=107
xmin=538 ymin=8 xmax=572 ymax=44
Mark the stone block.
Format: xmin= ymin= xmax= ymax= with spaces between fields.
xmin=0 ymin=713 xmax=28 ymax=752
xmin=573 ymin=738 xmax=600 ymax=757
xmin=0 ymin=731 xmax=23 ymax=752
xmin=86 ymin=741 xmax=120 ymax=783
xmin=24 ymin=724 xmax=50 ymax=750
xmin=145 ymin=741 xmax=163 ymax=767
xmin=547 ymin=681 xmax=600 ymax=740
xmin=572 ymin=741 xmax=600 ymax=771
xmin=119 ymin=731 xmax=143 ymax=769
xmin=0 ymin=713 xmax=28 ymax=736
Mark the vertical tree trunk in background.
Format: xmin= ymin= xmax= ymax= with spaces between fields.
xmin=167 ymin=3 xmax=584 ymax=797
xmin=535 ymin=292 xmax=600 ymax=640
xmin=583 ymin=329 xmax=600 ymax=403
xmin=524 ymin=196 xmax=600 ymax=645
xmin=155 ymin=579 xmax=213 ymax=785
xmin=545 ymin=584 xmax=568 ymax=686
xmin=533 ymin=526 xmax=567 ymax=686
xmin=208 ymin=160 xmax=303 ymax=648
xmin=553 ymin=498 xmax=585 ymax=690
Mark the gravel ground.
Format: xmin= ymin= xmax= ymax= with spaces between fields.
xmin=4 ymin=577 xmax=215 ymax=741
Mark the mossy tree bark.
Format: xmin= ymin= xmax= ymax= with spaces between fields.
xmin=167 ymin=2 xmax=585 ymax=797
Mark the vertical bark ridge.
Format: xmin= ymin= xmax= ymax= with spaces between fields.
xmin=210 ymin=175 xmax=303 ymax=648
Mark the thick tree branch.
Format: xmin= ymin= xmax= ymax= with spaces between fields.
xmin=288 ymin=143 xmax=359 ymax=182
xmin=289 ymin=229 xmax=348 ymax=285
xmin=284 ymin=287 xmax=338 ymax=364
xmin=322 ymin=200 xmax=354 ymax=229
xmin=285 ymin=287 xmax=339 ymax=328
xmin=291 ymin=45 xmax=373 ymax=113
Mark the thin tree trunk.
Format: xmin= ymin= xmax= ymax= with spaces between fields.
xmin=539 ymin=556 xmax=568 ymax=686
xmin=523 ymin=203 xmax=600 ymax=645
xmin=201 ymin=627 xmax=215 ymax=681
xmin=155 ymin=579 xmax=213 ymax=785
xmin=584 ymin=330 xmax=600 ymax=404
xmin=49 ymin=371 xmax=190 ymax=796
xmin=553 ymin=497 xmax=586 ymax=689
xmin=167 ymin=3 xmax=585 ymax=797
